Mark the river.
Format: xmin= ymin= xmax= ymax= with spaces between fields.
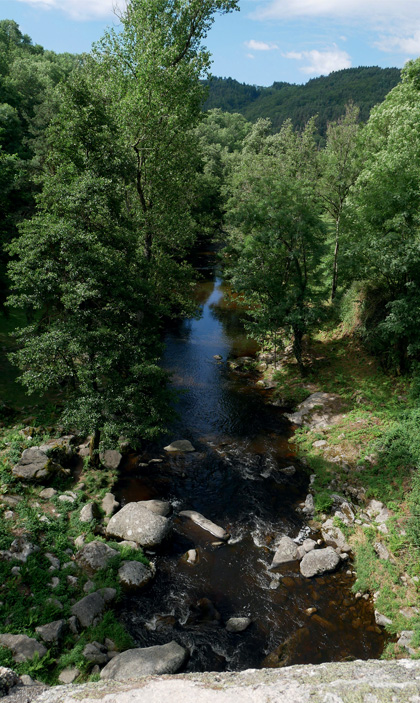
xmin=115 ymin=248 xmax=384 ymax=672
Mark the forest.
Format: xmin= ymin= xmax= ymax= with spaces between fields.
xmin=1 ymin=0 xmax=420 ymax=687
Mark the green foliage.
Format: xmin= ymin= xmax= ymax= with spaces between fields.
xmin=225 ymin=119 xmax=326 ymax=373
xmin=204 ymin=67 xmax=401 ymax=137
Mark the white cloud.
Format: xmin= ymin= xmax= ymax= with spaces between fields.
xmin=245 ymin=39 xmax=279 ymax=51
xmin=283 ymin=45 xmax=352 ymax=75
xmin=15 ymin=0 xmax=125 ymax=20
xmin=254 ymin=0 xmax=420 ymax=25
xmin=375 ymin=31 xmax=420 ymax=54
xmin=247 ymin=53 xmax=255 ymax=59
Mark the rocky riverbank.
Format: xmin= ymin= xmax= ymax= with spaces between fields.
xmin=254 ymin=338 xmax=420 ymax=661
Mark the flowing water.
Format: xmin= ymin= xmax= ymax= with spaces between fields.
xmin=116 ymin=249 xmax=384 ymax=671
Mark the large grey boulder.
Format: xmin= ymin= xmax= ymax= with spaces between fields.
xmin=100 ymin=641 xmax=188 ymax=680
xmin=35 ymin=619 xmax=66 ymax=644
xmin=106 ymin=503 xmax=172 ymax=548
xmin=71 ymin=592 xmax=106 ymax=628
xmin=118 ymin=561 xmax=154 ymax=589
xmin=12 ymin=447 xmax=59 ymax=481
xmin=321 ymin=519 xmax=351 ymax=553
xmin=271 ymin=536 xmax=299 ymax=568
xmin=164 ymin=440 xmax=195 ymax=452
xmin=140 ymin=500 xmax=171 ymax=517
xmin=300 ymin=547 xmax=340 ymax=578
xmin=100 ymin=450 xmax=122 ymax=471
xmin=76 ymin=542 xmax=118 ymax=575
xmin=179 ymin=510 xmax=229 ymax=541
xmin=0 ymin=634 xmax=47 ymax=663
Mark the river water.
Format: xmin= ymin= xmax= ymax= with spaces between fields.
xmin=116 ymin=249 xmax=384 ymax=671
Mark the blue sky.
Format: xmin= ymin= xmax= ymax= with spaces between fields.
xmin=2 ymin=0 xmax=420 ymax=85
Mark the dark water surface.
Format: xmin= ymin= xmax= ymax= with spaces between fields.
xmin=116 ymin=251 xmax=384 ymax=671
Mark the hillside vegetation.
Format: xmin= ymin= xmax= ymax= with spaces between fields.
xmin=204 ymin=67 xmax=401 ymax=135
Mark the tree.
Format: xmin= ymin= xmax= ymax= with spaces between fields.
xmin=89 ymin=0 xmax=239 ymax=315
xmin=7 ymin=0 xmax=239 ymax=458
xmin=343 ymin=59 xmax=420 ymax=371
xmin=317 ymin=102 xmax=362 ymax=299
xmin=225 ymin=119 xmax=325 ymax=373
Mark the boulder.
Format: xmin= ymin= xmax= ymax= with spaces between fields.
xmin=164 ymin=440 xmax=195 ymax=452
xmin=12 ymin=447 xmax=59 ymax=481
xmin=139 ymin=500 xmax=171 ymax=517
xmin=300 ymin=547 xmax=340 ymax=578
xmin=102 ymin=493 xmax=119 ymax=517
xmin=58 ymin=668 xmax=80 ymax=684
xmin=76 ymin=541 xmax=118 ymax=575
xmin=83 ymin=643 xmax=108 ymax=666
xmin=271 ymin=536 xmax=299 ymax=568
xmin=279 ymin=466 xmax=296 ymax=476
xmin=0 ymin=634 xmax=47 ymax=663
xmin=97 ymin=588 xmax=117 ymax=604
xmin=226 ymin=617 xmax=252 ymax=633
xmin=79 ymin=503 xmax=101 ymax=523
xmin=397 ymin=631 xmax=415 ymax=654
xmin=285 ymin=392 xmax=342 ymax=430
xmin=0 ymin=536 xmax=38 ymax=563
xmin=39 ymin=435 xmax=76 ymax=458
xmin=179 ymin=510 xmax=228 ymax=541
xmin=100 ymin=450 xmax=122 ymax=471
xmin=35 ymin=620 xmax=66 ymax=644
xmin=39 ymin=488 xmax=57 ymax=499
xmin=71 ymin=592 xmax=105 ymax=628
xmin=375 ymin=611 xmax=393 ymax=627
xmin=0 ymin=667 xmax=19 ymax=696
xmin=302 ymin=494 xmax=315 ymax=516
xmin=118 ymin=561 xmax=154 ymax=589
xmin=100 ymin=641 xmax=188 ymax=680
xmin=321 ymin=519 xmax=351 ymax=553
xmin=106 ymin=503 xmax=172 ymax=548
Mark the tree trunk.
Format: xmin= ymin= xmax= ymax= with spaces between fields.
xmin=292 ymin=326 xmax=306 ymax=377
xmin=89 ymin=428 xmax=101 ymax=466
xmin=331 ymin=217 xmax=340 ymax=300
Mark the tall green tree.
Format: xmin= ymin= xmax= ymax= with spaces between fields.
xmin=7 ymin=0 xmax=239 ymax=457
xmin=344 ymin=59 xmax=420 ymax=371
xmin=317 ymin=102 xmax=362 ymax=299
xmin=225 ymin=119 xmax=325 ymax=373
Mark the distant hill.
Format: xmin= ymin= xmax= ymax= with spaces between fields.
xmin=203 ymin=67 xmax=401 ymax=135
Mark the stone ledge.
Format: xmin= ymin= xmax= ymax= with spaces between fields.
xmin=32 ymin=659 xmax=420 ymax=703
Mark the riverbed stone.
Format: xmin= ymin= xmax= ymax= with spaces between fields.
xmin=140 ymin=499 xmax=171 ymax=516
xmin=12 ymin=447 xmax=59 ymax=481
xmin=226 ymin=617 xmax=252 ymax=633
xmin=321 ymin=519 xmax=351 ymax=553
xmin=0 ymin=634 xmax=47 ymax=663
xmin=300 ymin=547 xmax=340 ymax=578
xmin=102 ymin=493 xmax=119 ymax=517
xmin=100 ymin=450 xmax=122 ymax=470
xmin=164 ymin=440 xmax=195 ymax=452
xmin=118 ymin=561 xmax=154 ymax=589
xmin=79 ymin=502 xmax=101 ymax=523
xmin=39 ymin=488 xmax=57 ymax=499
xmin=58 ymin=668 xmax=80 ymax=684
xmin=76 ymin=541 xmax=118 ymax=575
xmin=106 ymin=503 xmax=172 ymax=548
xmin=375 ymin=611 xmax=393 ymax=627
xmin=83 ymin=643 xmax=108 ymax=666
xmin=302 ymin=494 xmax=315 ymax=516
xmin=271 ymin=536 xmax=299 ymax=568
xmin=100 ymin=641 xmax=188 ymax=680
xmin=179 ymin=510 xmax=229 ymax=540
xmin=35 ymin=620 xmax=66 ymax=644
xmin=71 ymin=592 xmax=105 ymax=628
xmin=279 ymin=465 xmax=296 ymax=476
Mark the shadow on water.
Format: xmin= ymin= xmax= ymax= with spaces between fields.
xmin=115 ymin=249 xmax=385 ymax=672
